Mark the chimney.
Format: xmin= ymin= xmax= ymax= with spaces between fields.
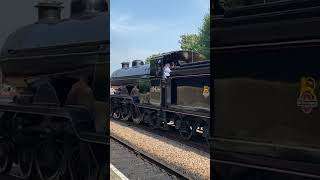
xmin=121 ymin=62 xmax=130 ymax=69
xmin=132 ymin=60 xmax=144 ymax=67
xmin=35 ymin=0 xmax=63 ymax=23
xmin=71 ymin=0 xmax=108 ymax=18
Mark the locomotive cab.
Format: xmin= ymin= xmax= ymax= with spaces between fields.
xmin=149 ymin=50 xmax=206 ymax=77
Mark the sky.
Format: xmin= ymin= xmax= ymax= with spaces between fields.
xmin=110 ymin=0 xmax=210 ymax=75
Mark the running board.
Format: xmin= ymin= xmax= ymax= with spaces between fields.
xmin=79 ymin=132 xmax=109 ymax=145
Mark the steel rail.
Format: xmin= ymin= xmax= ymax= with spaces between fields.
xmin=110 ymin=135 xmax=191 ymax=180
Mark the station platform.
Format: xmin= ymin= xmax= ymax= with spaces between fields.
xmin=110 ymin=163 xmax=129 ymax=180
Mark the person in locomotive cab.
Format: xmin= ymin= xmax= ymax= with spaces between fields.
xmin=119 ymin=85 xmax=129 ymax=95
xmin=163 ymin=63 xmax=171 ymax=79
xmin=130 ymin=85 xmax=140 ymax=103
xmin=170 ymin=62 xmax=175 ymax=69
xmin=115 ymin=87 xmax=120 ymax=94
xmin=130 ymin=85 xmax=139 ymax=96
xmin=110 ymin=87 xmax=115 ymax=95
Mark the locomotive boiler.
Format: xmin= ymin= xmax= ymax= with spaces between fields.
xmin=110 ymin=50 xmax=210 ymax=141
xmin=0 ymin=0 xmax=109 ymax=179
xmin=212 ymin=0 xmax=320 ymax=179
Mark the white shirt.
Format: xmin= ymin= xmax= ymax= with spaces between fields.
xmin=163 ymin=64 xmax=171 ymax=79
xmin=110 ymin=88 xmax=115 ymax=95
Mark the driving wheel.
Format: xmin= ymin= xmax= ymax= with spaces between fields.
xmin=16 ymin=146 xmax=34 ymax=179
xmin=35 ymin=138 xmax=63 ymax=180
xmin=0 ymin=138 xmax=12 ymax=174
xmin=179 ymin=120 xmax=195 ymax=140
xmin=67 ymin=142 xmax=99 ymax=180
xmin=131 ymin=106 xmax=142 ymax=124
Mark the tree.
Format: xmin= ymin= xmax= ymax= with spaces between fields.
xmin=178 ymin=34 xmax=201 ymax=52
xmin=178 ymin=13 xmax=210 ymax=59
xmin=198 ymin=13 xmax=210 ymax=58
xmin=145 ymin=53 xmax=160 ymax=64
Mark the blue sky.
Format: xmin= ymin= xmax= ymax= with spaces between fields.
xmin=110 ymin=0 xmax=210 ymax=75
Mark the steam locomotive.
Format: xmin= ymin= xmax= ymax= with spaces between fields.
xmin=213 ymin=0 xmax=320 ymax=179
xmin=0 ymin=0 xmax=108 ymax=179
xmin=110 ymin=50 xmax=210 ymax=141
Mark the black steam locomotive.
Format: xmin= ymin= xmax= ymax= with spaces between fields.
xmin=0 ymin=0 xmax=108 ymax=180
xmin=110 ymin=50 xmax=210 ymax=141
xmin=213 ymin=0 xmax=320 ymax=179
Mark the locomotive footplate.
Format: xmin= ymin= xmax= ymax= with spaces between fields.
xmin=79 ymin=132 xmax=109 ymax=145
xmin=164 ymin=105 xmax=210 ymax=119
xmin=135 ymin=103 xmax=161 ymax=111
xmin=135 ymin=104 xmax=210 ymax=119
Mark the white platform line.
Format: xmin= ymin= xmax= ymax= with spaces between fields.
xmin=110 ymin=163 xmax=130 ymax=180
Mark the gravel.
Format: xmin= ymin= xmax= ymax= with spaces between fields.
xmin=111 ymin=139 xmax=178 ymax=180
xmin=110 ymin=120 xmax=210 ymax=180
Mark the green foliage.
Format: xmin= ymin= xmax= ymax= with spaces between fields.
xmin=145 ymin=53 xmax=160 ymax=64
xmin=145 ymin=59 xmax=151 ymax=64
xmin=178 ymin=13 xmax=210 ymax=59
xmin=138 ymin=80 xmax=150 ymax=93
xmin=198 ymin=14 xmax=210 ymax=58
xmin=179 ymin=34 xmax=201 ymax=52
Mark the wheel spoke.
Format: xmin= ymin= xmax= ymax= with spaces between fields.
xmin=35 ymin=139 xmax=63 ymax=180
xmin=132 ymin=106 xmax=141 ymax=124
xmin=120 ymin=107 xmax=132 ymax=121
xmin=179 ymin=120 xmax=194 ymax=140
xmin=0 ymin=140 xmax=12 ymax=174
xmin=112 ymin=108 xmax=121 ymax=120
xmin=203 ymin=124 xmax=210 ymax=144
xmin=67 ymin=142 xmax=99 ymax=180
xmin=16 ymin=147 xmax=33 ymax=179
xmin=148 ymin=114 xmax=158 ymax=129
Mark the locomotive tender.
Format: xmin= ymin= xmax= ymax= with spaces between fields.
xmin=213 ymin=0 xmax=320 ymax=179
xmin=111 ymin=50 xmax=210 ymax=141
xmin=0 ymin=0 xmax=109 ymax=179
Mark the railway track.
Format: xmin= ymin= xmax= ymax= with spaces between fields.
xmin=111 ymin=118 xmax=209 ymax=153
xmin=110 ymin=135 xmax=191 ymax=180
